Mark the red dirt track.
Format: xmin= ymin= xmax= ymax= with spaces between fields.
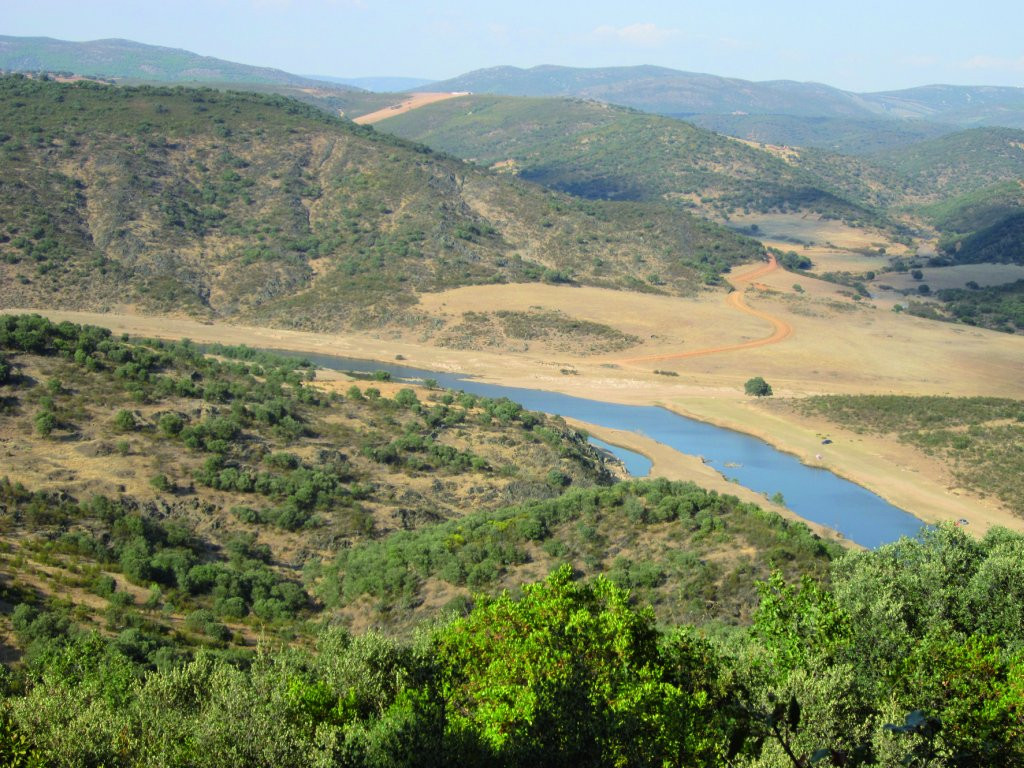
xmin=617 ymin=256 xmax=792 ymax=364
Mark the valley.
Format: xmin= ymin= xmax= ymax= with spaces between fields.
xmin=2 ymin=30 xmax=1024 ymax=763
xmin=17 ymin=240 xmax=1022 ymax=538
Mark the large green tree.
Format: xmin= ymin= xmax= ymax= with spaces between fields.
xmin=433 ymin=565 xmax=727 ymax=767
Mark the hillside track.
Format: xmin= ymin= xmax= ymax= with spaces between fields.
xmin=617 ymin=255 xmax=792 ymax=365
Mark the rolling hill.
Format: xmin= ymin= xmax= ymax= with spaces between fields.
xmin=373 ymin=94 xmax=899 ymax=227
xmin=685 ymin=113 xmax=956 ymax=155
xmin=0 ymin=75 xmax=762 ymax=333
xmin=0 ymin=35 xmax=334 ymax=87
xmin=427 ymin=64 xmax=1024 ymax=129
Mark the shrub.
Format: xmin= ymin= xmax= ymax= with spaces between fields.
xmin=744 ymin=377 xmax=773 ymax=397
xmin=113 ymin=409 xmax=136 ymax=431
xmin=158 ymin=412 xmax=184 ymax=436
xmin=34 ymin=410 xmax=57 ymax=437
xmin=150 ymin=474 xmax=173 ymax=493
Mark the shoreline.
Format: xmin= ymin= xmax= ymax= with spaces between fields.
xmin=563 ymin=418 xmax=857 ymax=549
xmin=7 ymin=307 xmax=1021 ymax=539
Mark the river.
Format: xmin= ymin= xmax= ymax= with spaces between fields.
xmin=278 ymin=350 xmax=924 ymax=549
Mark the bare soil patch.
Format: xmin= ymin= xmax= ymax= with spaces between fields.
xmin=353 ymin=92 xmax=466 ymax=124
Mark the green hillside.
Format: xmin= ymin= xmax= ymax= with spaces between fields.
xmin=871 ymin=130 xmax=1024 ymax=266
xmin=686 ymin=114 xmax=955 ymax=155
xmin=873 ymin=127 xmax=1024 ymax=203
xmin=428 ymin=64 xmax=1024 ymax=129
xmin=376 ymin=95 xmax=892 ymax=226
xmin=0 ymin=35 xmax=337 ymax=87
xmin=0 ymin=76 xmax=762 ymax=332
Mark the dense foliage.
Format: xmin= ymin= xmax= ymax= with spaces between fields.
xmin=0 ymin=525 xmax=1021 ymax=767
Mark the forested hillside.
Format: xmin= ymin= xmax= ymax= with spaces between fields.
xmin=376 ymin=95 xmax=895 ymax=227
xmin=0 ymin=76 xmax=761 ymax=332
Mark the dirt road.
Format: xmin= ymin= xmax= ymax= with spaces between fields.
xmin=618 ymin=256 xmax=792 ymax=364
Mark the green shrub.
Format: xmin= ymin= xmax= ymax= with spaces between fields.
xmin=744 ymin=376 xmax=773 ymax=397
xmin=113 ymin=409 xmax=136 ymax=431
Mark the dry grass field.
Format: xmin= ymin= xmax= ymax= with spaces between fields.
xmin=16 ymin=249 xmax=1024 ymax=538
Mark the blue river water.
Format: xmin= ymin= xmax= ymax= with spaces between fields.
xmin=277 ymin=350 xmax=925 ymax=548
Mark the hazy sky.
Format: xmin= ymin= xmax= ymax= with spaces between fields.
xmin=5 ymin=0 xmax=1024 ymax=92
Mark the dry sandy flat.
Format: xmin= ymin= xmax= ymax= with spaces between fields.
xmin=727 ymin=213 xmax=898 ymax=250
xmin=13 ymin=259 xmax=1024 ymax=539
xmin=619 ymin=257 xmax=792 ymax=363
xmin=353 ymin=92 xmax=466 ymax=124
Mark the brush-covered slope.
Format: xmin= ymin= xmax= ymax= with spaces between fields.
xmin=376 ymin=94 xmax=892 ymax=225
xmin=0 ymin=314 xmax=840 ymax=650
xmin=686 ymin=113 xmax=956 ymax=155
xmin=0 ymin=76 xmax=762 ymax=331
xmin=873 ymin=127 xmax=1024 ymax=202
xmin=0 ymin=313 xmax=617 ymax=646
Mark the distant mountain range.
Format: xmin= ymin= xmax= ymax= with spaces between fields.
xmin=0 ymin=35 xmax=349 ymax=88
xmin=5 ymin=36 xmax=1024 ymax=130
xmin=428 ymin=65 xmax=1024 ymax=129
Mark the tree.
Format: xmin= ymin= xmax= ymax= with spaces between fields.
xmin=34 ymin=410 xmax=57 ymax=437
xmin=433 ymin=565 xmax=726 ymax=766
xmin=745 ymin=377 xmax=773 ymax=397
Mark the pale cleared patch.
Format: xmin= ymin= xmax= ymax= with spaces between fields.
xmin=354 ymin=92 xmax=467 ymax=124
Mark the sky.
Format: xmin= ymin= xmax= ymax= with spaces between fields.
xmin=4 ymin=0 xmax=1024 ymax=92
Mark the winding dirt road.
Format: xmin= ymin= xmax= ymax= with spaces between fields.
xmin=618 ymin=255 xmax=792 ymax=364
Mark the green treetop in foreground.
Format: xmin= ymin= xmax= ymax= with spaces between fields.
xmin=1 ymin=525 xmax=1023 ymax=767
